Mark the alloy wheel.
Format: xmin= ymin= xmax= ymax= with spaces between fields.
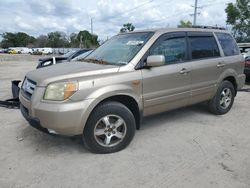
xmin=219 ymin=88 xmax=232 ymax=109
xmin=94 ymin=115 xmax=127 ymax=147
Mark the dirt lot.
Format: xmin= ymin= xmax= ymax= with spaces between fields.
xmin=0 ymin=54 xmax=250 ymax=188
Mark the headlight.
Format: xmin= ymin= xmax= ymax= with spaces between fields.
xmin=44 ymin=81 xmax=78 ymax=101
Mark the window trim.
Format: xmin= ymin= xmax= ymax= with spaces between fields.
xmin=187 ymin=32 xmax=221 ymax=61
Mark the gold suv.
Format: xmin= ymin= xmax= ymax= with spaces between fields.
xmin=20 ymin=27 xmax=245 ymax=153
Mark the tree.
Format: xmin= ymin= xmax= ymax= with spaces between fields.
xmin=0 ymin=30 xmax=100 ymax=48
xmin=47 ymin=31 xmax=70 ymax=48
xmin=120 ymin=23 xmax=135 ymax=33
xmin=178 ymin=20 xmax=192 ymax=28
xmin=77 ymin=30 xmax=99 ymax=48
xmin=225 ymin=0 xmax=250 ymax=42
xmin=35 ymin=35 xmax=48 ymax=47
xmin=69 ymin=33 xmax=79 ymax=48
xmin=0 ymin=32 xmax=36 ymax=48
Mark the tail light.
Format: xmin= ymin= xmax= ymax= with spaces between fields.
xmin=245 ymin=59 xmax=250 ymax=66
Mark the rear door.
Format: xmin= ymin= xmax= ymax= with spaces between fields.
xmin=187 ymin=32 xmax=223 ymax=104
xmin=141 ymin=32 xmax=192 ymax=116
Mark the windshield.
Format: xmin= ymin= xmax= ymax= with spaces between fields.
xmin=85 ymin=32 xmax=153 ymax=65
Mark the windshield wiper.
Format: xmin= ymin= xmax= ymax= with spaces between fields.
xmin=79 ymin=58 xmax=127 ymax=66
xmin=80 ymin=58 xmax=110 ymax=65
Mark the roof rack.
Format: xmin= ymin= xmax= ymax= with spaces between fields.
xmin=191 ymin=25 xmax=226 ymax=30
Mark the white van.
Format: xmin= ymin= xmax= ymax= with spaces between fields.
xmin=19 ymin=48 xmax=33 ymax=54
xmin=41 ymin=48 xmax=53 ymax=55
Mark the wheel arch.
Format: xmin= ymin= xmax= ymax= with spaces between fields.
xmin=100 ymin=95 xmax=142 ymax=130
xmin=223 ymin=76 xmax=237 ymax=96
xmin=81 ymin=94 xmax=142 ymax=133
xmin=217 ymin=69 xmax=238 ymax=96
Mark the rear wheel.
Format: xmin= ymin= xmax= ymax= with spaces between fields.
xmin=208 ymin=81 xmax=235 ymax=115
xmin=83 ymin=101 xmax=136 ymax=154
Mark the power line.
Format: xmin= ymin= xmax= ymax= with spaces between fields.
xmin=94 ymin=0 xmax=231 ymax=35
xmin=200 ymin=1 xmax=231 ymax=8
xmin=122 ymin=0 xmax=155 ymax=14
xmin=189 ymin=0 xmax=231 ymax=25
xmin=150 ymin=11 xmax=193 ymax=24
xmin=96 ymin=0 xmax=156 ymax=21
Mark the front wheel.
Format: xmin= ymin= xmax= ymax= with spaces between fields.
xmin=208 ymin=81 xmax=235 ymax=115
xmin=83 ymin=102 xmax=136 ymax=154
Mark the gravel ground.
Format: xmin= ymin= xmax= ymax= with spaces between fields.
xmin=0 ymin=54 xmax=250 ymax=188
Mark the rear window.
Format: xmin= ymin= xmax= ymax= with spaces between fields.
xmin=215 ymin=33 xmax=240 ymax=56
xmin=189 ymin=36 xmax=220 ymax=60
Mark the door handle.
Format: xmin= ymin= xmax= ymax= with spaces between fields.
xmin=179 ymin=68 xmax=190 ymax=74
xmin=217 ymin=62 xmax=225 ymax=68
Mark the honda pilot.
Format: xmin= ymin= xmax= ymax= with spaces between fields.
xmin=20 ymin=27 xmax=245 ymax=153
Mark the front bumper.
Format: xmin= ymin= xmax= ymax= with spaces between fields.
xmin=19 ymin=88 xmax=94 ymax=136
xmin=20 ymin=104 xmax=49 ymax=134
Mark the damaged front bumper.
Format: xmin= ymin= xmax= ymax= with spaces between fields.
xmin=20 ymin=104 xmax=49 ymax=134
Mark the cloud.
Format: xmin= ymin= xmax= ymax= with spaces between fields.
xmin=0 ymin=0 xmax=235 ymax=40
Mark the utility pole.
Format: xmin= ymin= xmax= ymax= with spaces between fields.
xmin=193 ymin=0 xmax=198 ymax=26
xmin=79 ymin=35 xmax=83 ymax=48
xmin=91 ymin=18 xmax=93 ymax=35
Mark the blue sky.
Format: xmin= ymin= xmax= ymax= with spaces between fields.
xmin=0 ymin=0 xmax=234 ymax=40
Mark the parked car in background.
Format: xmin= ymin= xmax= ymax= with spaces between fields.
xmin=32 ymin=48 xmax=43 ymax=55
xmin=242 ymin=50 xmax=250 ymax=58
xmin=71 ymin=50 xmax=93 ymax=61
xmin=41 ymin=48 xmax=53 ymax=55
xmin=20 ymin=27 xmax=245 ymax=153
xmin=243 ymin=51 xmax=250 ymax=80
xmin=238 ymin=43 xmax=250 ymax=57
xmin=8 ymin=48 xmax=18 ymax=54
xmin=244 ymin=51 xmax=250 ymax=59
xmin=19 ymin=48 xmax=33 ymax=54
xmin=12 ymin=47 xmax=24 ymax=54
xmin=1 ymin=49 xmax=9 ymax=53
xmin=36 ymin=48 xmax=92 ymax=68
xmin=245 ymin=56 xmax=250 ymax=79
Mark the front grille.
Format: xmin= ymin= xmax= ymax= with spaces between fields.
xmin=21 ymin=78 xmax=36 ymax=100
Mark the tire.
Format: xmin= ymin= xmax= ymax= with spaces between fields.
xmin=83 ymin=101 xmax=136 ymax=154
xmin=208 ymin=81 xmax=235 ymax=115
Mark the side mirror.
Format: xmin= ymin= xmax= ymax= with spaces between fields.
xmin=146 ymin=55 xmax=165 ymax=67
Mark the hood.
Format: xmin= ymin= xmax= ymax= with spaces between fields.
xmin=26 ymin=61 xmax=119 ymax=86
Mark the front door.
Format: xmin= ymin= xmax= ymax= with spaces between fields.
xmin=141 ymin=32 xmax=192 ymax=116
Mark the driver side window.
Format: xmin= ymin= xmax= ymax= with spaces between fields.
xmin=150 ymin=37 xmax=187 ymax=65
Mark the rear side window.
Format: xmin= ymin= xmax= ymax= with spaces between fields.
xmin=189 ymin=36 xmax=220 ymax=60
xmin=215 ymin=33 xmax=240 ymax=56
